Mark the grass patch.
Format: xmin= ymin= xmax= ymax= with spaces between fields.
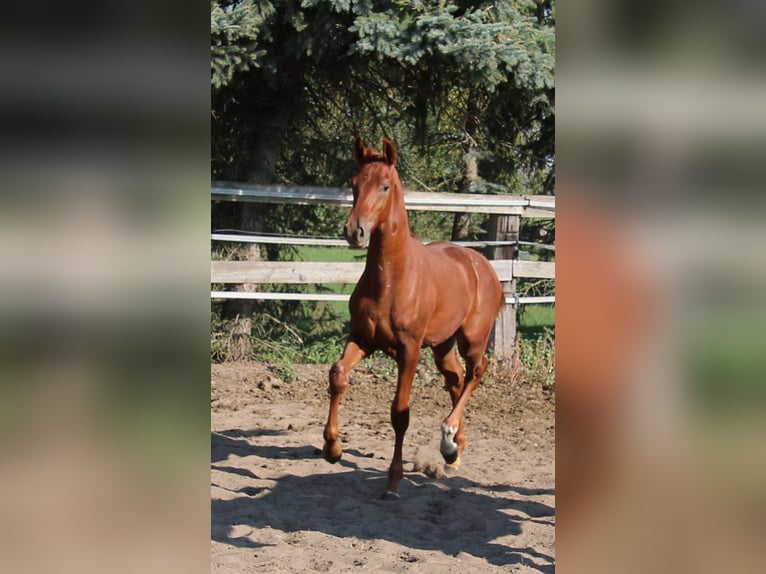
xmin=294 ymin=245 xmax=366 ymax=263
xmin=513 ymin=327 xmax=555 ymax=390
xmin=211 ymin=309 xmax=348 ymax=367
xmin=291 ymin=246 xmax=364 ymax=318
xmin=518 ymin=304 xmax=555 ymax=339
xmin=515 ymin=306 xmax=555 ymax=390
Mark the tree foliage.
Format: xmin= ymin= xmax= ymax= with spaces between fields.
xmin=211 ymin=0 xmax=554 ymax=201
xmin=211 ymin=1 xmax=274 ymax=89
xmin=211 ymin=0 xmax=555 ymax=354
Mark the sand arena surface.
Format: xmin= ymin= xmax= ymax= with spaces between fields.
xmin=212 ymin=361 xmax=554 ymax=573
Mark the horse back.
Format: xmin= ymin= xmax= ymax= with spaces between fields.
xmin=419 ymin=240 xmax=504 ymax=340
xmin=423 ymin=241 xmax=499 ymax=288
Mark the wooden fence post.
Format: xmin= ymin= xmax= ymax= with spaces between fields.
xmin=488 ymin=213 xmax=520 ymax=360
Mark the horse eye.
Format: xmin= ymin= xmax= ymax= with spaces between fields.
xmin=381 ymin=183 xmax=390 ymax=193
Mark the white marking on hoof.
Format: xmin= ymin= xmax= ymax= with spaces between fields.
xmin=380 ymin=490 xmax=400 ymax=501
xmin=440 ymin=422 xmax=459 ymax=459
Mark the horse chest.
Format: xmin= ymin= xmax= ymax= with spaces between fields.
xmin=350 ymin=292 xmax=394 ymax=342
xmin=349 ymin=284 xmax=423 ymax=351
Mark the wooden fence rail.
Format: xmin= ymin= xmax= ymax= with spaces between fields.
xmin=210 ymin=232 xmax=555 ymax=250
xmin=210 ymin=260 xmax=555 ymax=285
xmin=212 ymin=182 xmax=555 ymax=216
xmin=211 ymin=183 xmax=555 ymax=358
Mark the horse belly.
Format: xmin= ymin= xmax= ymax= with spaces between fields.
xmin=420 ymin=278 xmax=473 ymax=346
xmin=422 ymin=301 xmax=470 ymax=346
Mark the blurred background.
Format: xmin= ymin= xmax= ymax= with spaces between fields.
xmin=557 ymin=0 xmax=766 ymax=572
xmin=0 ymin=2 xmax=210 ymax=574
xmin=0 ymin=1 xmax=763 ymax=573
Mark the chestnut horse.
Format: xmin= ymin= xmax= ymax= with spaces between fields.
xmin=322 ymin=137 xmax=504 ymax=499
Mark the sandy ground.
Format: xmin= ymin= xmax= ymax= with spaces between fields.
xmin=211 ymin=360 xmax=554 ymax=573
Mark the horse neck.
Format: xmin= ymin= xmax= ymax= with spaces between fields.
xmin=366 ymin=182 xmax=412 ymax=277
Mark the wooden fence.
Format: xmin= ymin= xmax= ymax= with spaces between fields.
xmin=211 ymin=182 xmax=555 ymax=358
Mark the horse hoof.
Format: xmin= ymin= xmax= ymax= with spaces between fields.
xmin=444 ymin=456 xmax=461 ymax=472
xmin=322 ymin=442 xmax=342 ymax=464
xmin=442 ymin=450 xmax=459 ymax=465
xmin=440 ymin=422 xmax=459 ymax=462
xmin=380 ymin=490 xmax=400 ymax=501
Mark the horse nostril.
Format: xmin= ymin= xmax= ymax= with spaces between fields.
xmin=358 ymin=227 xmax=365 ymax=238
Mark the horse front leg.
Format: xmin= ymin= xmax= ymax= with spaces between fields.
xmin=383 ymin=342 xmax=420 ymax=499
xmin=323 ymin=339 xmax=366 ymax=463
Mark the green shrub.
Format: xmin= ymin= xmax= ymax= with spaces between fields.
xmin=514 ymin=327 xmax=555 ymax=390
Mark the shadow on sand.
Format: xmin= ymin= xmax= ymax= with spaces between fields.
xmin=211 ymin=430 xmax=554 ymax=572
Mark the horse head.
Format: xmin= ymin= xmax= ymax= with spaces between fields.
xmin=344 ymin=137 xmax=403 ymax=248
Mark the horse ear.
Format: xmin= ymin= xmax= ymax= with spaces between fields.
xmin=354 ymin=136 xmax=366 ymax=165
xmin=382 ymin=138 xmax=397 ymax=166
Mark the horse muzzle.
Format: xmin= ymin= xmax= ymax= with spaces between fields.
xmin=344 ymin=217 xmax=370 ymax=249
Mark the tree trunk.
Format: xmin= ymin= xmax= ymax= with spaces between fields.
xmin=222 ymin=104 xmax=293 ymax=359
xmin=221 ymin=205 xmax=265 ymax=360
xmin=450 ymin=146 xmax=477 ymax=240
xmin=451 ymin=92 xmax=480 ymax=241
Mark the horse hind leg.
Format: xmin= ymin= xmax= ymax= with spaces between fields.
xmin=440 ymin=333 xmax=491 ymax=466
xmin=433 ymin=341 xmax=466 ymax=469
